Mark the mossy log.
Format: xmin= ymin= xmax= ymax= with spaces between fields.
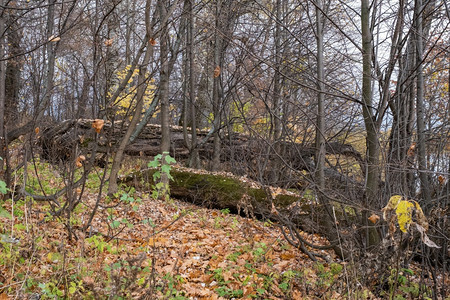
xmin=120 ymin=167 xmax=312 ymax=215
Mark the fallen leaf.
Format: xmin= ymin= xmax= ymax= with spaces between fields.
xmin=0 ymin=293 xmax=10 ymax=300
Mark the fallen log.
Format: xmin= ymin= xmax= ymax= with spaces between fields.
xmin=119 ymin=166 xmax=312 ymax=215
xmin=37 ymin=119 xmax=365 ymax=194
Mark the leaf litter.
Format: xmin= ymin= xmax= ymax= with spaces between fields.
xmin=0 ymin=189 xmax=344 ymax=299
xmin=1 ymin=191 xmax=447 ymax=299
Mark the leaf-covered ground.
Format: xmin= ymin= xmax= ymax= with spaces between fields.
xmin=0 ymin=188 xmax=352 ymax=299
xmin=0 ymin=158 xmax=448 ymax=299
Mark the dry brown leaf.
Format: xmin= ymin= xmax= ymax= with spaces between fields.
xmin=35 ymin=127 xmax=40 ymax=135
xmin=48 ymin=35 xmax=60 ymax=42
xmin=416 ymin=224 xmax=441 ymax=248
xmin=292 ymin=290 xmax=303 ymax=300
xmin=271 ymin=202 xmax=278 ymax=215
xmin=75 ymin=155 xmax=86 ymax=168
xmin=149 ymin=38 xmax=157 ymax=46
xmin=104 ymin=38 xmax=113 ymax=47
xmin=407 ymin=142 xmax=416 ymax=157
xmin=92 ymin=119 xmax=105 ymax=133
xmin=438 ymin=175 xmax=446 ymax=185
xmin=0 ymin=293 xmax=10 ymax=300
xmin=368 ymin=214 xmax=380 ymax=224
xmin=281 ymin=252 xmax=296 ymax=260
xmin=82 ymin=276 xmax=95 ymax=286
xmin=213 ymin=66 xmax=221 ymax=78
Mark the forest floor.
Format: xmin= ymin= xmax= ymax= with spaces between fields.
xmin=1 ymin=190 xmax=347 ymax=299
xmin=0 ymin=161 xmax=448 ymax=299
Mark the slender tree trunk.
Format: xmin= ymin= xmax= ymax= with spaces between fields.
xmin=315 ymin=0 xmax=325 ymax=196
xmin=211 ymin=0 xmax=223 ymax=171
xmin=159 ymin=0 xmax=171 ymax=154
xmin=0 ymin=0 xmax=6 ymax=179
xmin=185 ymin=0 xmax=199 ymax=168
xmin=414 ymin=0 xmax=431 ymax=206
xmin=269 ymin=0 xmax=283 ymax=184
xmin=108 ymin=0 xmax=154 ymax=195
xmin=361 ymin=0 xmax=380 ymax=247
xmin=37 ymin=0 xmax=57 ymax=120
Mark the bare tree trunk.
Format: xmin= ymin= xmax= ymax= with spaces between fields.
xmin=211 ymin=0 xmax=223 ymax=172
xmin=268 ymin=0 xmax=283 ymax=184
xmin=361 ymin=0 xmax=380 ymax=247
xmin=108 ymin=0 xmax=154 ymax=195
xmin=0 ymin=0 xmax=6 ymax=180
xmin=315 ymin=0 xmax=325 ymax=199
xmin=37 ymin=0 xmax=57 ymax=120
xmin=414 ymin=0 xmax=431 ymax=206
xmin=159 ymin=0 xmax=171 ymax=154
xmin=4 ymin=12 xmax=22 ymax=127
xmin=185 ymin=0 xmax=199 ymax=168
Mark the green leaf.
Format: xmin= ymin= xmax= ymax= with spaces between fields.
xmin=161 ymin=164 xmax=171 ymax=174
xmin=0 ymin=207 xmax=11 ymax=219
xmin=155 ymin=182 xmax=165 ymax=189
xmin=164 ymin=155 xmax=176 ymax=164
xmin=69 ymin=286 xmax=76 ymax=294
xmin=111 ymin=220 xmax=121 ymax=229
xmin=0 ymin=180 xmax=8 ymax=194
xmin=148 ymin=160 xmax=159 ymax=168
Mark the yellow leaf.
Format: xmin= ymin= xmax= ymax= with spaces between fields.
xmin=382 ymin=195 xmax=403 ymax=220
xmin=395 ymin=200 xmax=414 ymax=233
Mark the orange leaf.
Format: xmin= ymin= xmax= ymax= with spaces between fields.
xmin=92 ymin=119 xmax=105 ymax=133
xmin=0 ymin=293 xmax=10 ymax=300
xmin=213 ymin=66 xmax=221 ymax=78
xmin=438 ymin=175 xmax=446 ymax=185
xmin=368 ymin=214 xmax=380 ymax=224
xmin=104 ymin=38 xmax=113 ymax=47
xmin=75 ymin=155 xmax=86 ymax=168
xmin=407 ymin=142 xmax=416 ymax=157
xmin=281 ymin=252 xmax=296 ymax=260
xmin=149 ymin=38 xmax=157 ymax=46
xmin=35 ymin=127 xmax=40 ymax=135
